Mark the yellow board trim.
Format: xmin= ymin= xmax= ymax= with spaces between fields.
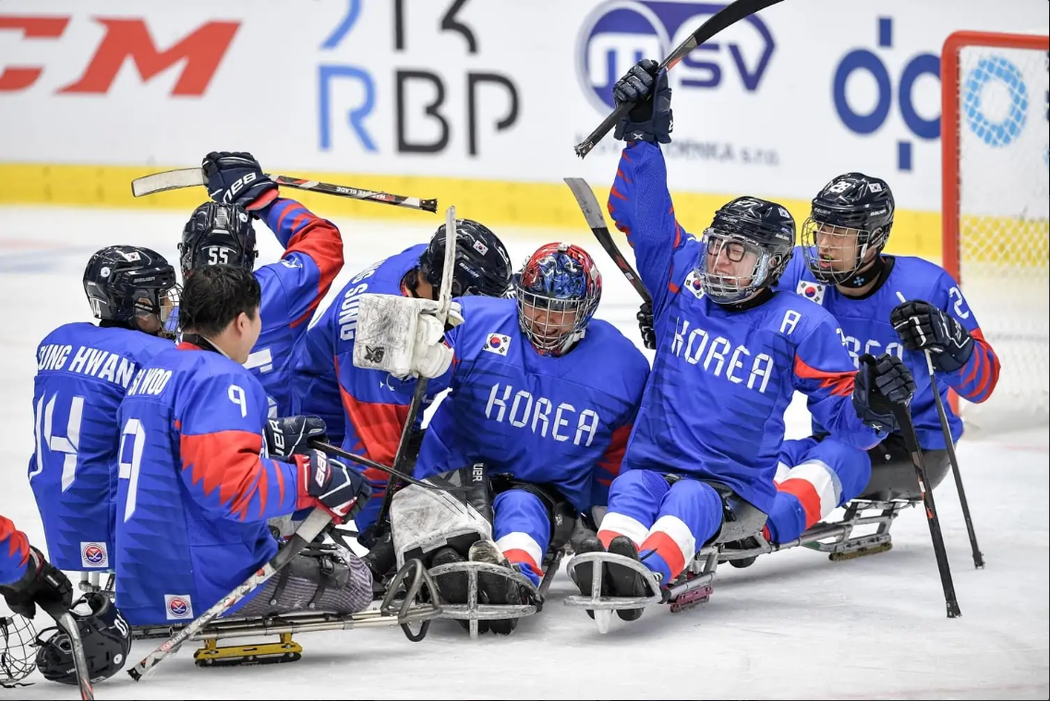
xmin=0 ymin=162 xmax=945 ymax=258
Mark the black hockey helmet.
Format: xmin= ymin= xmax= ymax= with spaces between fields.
xmin=83 ymin=245 xmax=178 ymax=334
xmin=697 ymin=196 xmax=795 ymax=304
xmin=419 ymin=219 xmax=513 ymax=298
xmin=179 ymin=201 xmax=258 ymax=277
xmin=802 ymin=172 xmax=895 ymax=284
xmin=34 ymin=593 xmax=131 ymax=686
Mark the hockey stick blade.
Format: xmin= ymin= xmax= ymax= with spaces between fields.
xmin=127 ymin=508 xmax=332 ymax=681
xmin=573 ymin=0 xmax=785 ymax=158
xmin=564 ymin=177 xmax=650 ymax=303
xmin=131 ymin=168 xmax=438 ymax=213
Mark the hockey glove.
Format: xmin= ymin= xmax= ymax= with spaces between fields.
xmin=637 ymin=301 xmax=656 ymax=350
xmin=202 ymin=151 xmax=279 ymax=212
xmin=612 ymin=59 xmax=673 ymax=144
xmin=0 ymin=548 xmax=73 ymax=619
xmin=265 ymin=415 xmax=328 ymax=459
xmin=298 ymin=450 xmax=372 ymax=524
xmin=852 ymin=353 xmax=916 ymax=432
xmin=890 ymin=300 xmax=974 ymax=373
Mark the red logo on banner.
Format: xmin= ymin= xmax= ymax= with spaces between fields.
xmin=0 ymin=15 xmax=239 ymax=96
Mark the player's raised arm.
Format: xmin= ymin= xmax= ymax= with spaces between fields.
xmin=606 ymin=60 xmax=691 ymax=311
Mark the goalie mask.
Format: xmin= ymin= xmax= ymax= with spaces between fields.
xmin=515 ymin=243 xmax=602 ymax=357
xmin=420 ymin=219 xmax=513 ymax=299
xmin=179 ymin=202 xmax=258 ymax=278
xmin=697 ymin=197 xmax=795 ymax=305
xmin=83 ymin=245 xmax=179 ymax=337
xmin=802 ymin=172 xmax=895 ymax=285
xmin=34 ymin=593 xmax=131 ymax=686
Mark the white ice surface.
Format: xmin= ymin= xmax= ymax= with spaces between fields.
xmin=0 ymin=207 xmax=1047 ymax=700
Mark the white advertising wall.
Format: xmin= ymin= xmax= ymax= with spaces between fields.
xmin=0 ymin=0 xmax=1046 ymax=255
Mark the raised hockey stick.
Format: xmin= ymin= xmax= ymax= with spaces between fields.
xmin=131 ymin=167 xmax=438 ymax=213
xmin=40 ymin=603 xmax=94 ymax=700
xmin=573 ymin=0 xmax=785 ymax=158
xmin=894 ymin=291 xmax=984 ymax=569
xmin=563 ymin=177 xmax=650 ymax=303
xmin=308 ymin=440 xmax=468 ymax=493
xmin=127 ymin=508 xmax=331 ymax=681
xmin=885 ymin=384 xmax=962 ymax=618
xmin=370 ymin=205 xmax=459 ymax=538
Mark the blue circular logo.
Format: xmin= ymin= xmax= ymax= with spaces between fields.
xmin=962 ymin=55 xmax=1028 ymax=147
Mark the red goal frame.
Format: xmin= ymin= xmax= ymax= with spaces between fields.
xmin=940 ymin=30 xmax=1049 ymax=413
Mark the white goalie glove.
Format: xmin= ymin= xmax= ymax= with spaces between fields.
xmin=352 ymin=293 xmax=463 ymax=379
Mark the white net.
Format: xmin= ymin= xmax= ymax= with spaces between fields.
xmin=949 ymin=36 xmax=1049 ymax=433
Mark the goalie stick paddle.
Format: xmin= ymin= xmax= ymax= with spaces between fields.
xmin=127 ymin=508 xmax=332 ymax=681
xmin=563 ymin=177 xmax=651 ymax=303
xmin=370 ymin=205 xmax=460 ymax=540
xmin=573 ymin=0 xmax=785 ymax=158
xmin=894 ymin=291 xmax=984 ymax=569
xmin=130 ymin=167 xmax=438 ymax=213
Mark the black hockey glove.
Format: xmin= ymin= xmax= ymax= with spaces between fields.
xmin=636 ymin=301 xmax=656 ymax=350
xmin=612 ymin=59 xmax=673 ymax=144
xmin=299 ymin=450 xmax=372 ymax=524
xmin=851 ymin=353 xmax=916 ymax=432
xmin=0 ymin=548 xmax=73 ymax=619
xmin=890 ymin=299 xmax=974 ymax=373
xmin=202 ymin=151 xmax=278 ymax=212
xmin=265 ymin=415 xmax=328 ymax=459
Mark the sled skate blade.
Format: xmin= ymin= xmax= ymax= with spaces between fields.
xmin=828 ymin=538 xmax=893 ymax=561
xmin=427 ymin=561 xmax=538 ymax=639
xmin=564 ymin=552 xmax=662 ymax=629
xmin=194 ymin=633 xmax=302 ymax=668
xmin=799 ymin=499 xmax=910 ymax=561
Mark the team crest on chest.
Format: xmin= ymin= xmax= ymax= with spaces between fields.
xmin=796 ymin=280 xmax=827 ymax=305
xmin=483 ymin=333 xmax=511 ymax=356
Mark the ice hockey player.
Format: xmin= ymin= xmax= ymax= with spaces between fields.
xmin=113 ymin=265 xmax=373 ymax=626
xmin=757 ymin=173 xmax=1002 ymax=544
xmin=28 ymin=246 xmax=178 ymax=575
xmin=362 ymin=242 xmax=649 ymax=635
xmin=179 ymin=151 xmax=345 ymax=417
xmin=291 ymin=220 xmax=513 ymax=541
xmin=0 ymin=515 xmax=131 ymax=687
xmin=586 ymin=59 xmax=916 ymax=620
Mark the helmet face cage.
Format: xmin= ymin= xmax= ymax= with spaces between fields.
xmin=800 ymin=217 xmax=888 ymax=284
xmin=180 ymin=203 xmax=258 ymax=276
xmin=0 ymin=614 xmax=37 ymax=685
xmin=697 ymin=228 xmax=777 ymax=304
xmin=514 ymin=243 xmax=602 ymax=356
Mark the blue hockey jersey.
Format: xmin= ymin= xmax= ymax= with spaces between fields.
xmin=114 ymin=342 xmax=309 ymax=626
xmin=28 ymin=323 xmax=172 ymax=571
xmin=609 ymin=142 xmax=881 ymax=515
xmin=416 ymin=297 xmax=650 ymax=512
xmin=0 ymin=515 xmax=31 ymax=586
xmin=778 ymin=249 xmax=1001 ymax=449
xmin=244 ymin=197 xmax=344 ymax=417
xmin=291 ymin=244 xmax=426 ymax=448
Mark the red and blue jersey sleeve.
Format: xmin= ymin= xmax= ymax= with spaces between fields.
xmin=793 ymin=314 xmax=882 ymax=449
xmin=0 ymin=515 xmax=31 ymax=586
xmin=931 ymin=271 xmax=1000 ymax=404
xmin=257 ymin=197 xmax=345 ymax=330
xmin=177 ymin=369 xmax=303 ymax=523
xmin=608 ymin=141 xmax=694 ymax=315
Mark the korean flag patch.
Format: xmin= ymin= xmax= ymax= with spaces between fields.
xmin=483 ymin=333 xmax=511 ymax=356
xmin=796 ymin=279 xmax=827 ymax=305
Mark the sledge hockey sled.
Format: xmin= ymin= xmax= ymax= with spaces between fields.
xmin=130 ymin=559 xmax=441 ymax=667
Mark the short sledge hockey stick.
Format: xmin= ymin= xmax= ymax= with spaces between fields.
xmin=573 ymin=0 xmax=785 ymax=158
xmin=131 ymin=168 xmax=438 ymax=213
xmin=41 ymin=602 xmax=94 ymax=700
